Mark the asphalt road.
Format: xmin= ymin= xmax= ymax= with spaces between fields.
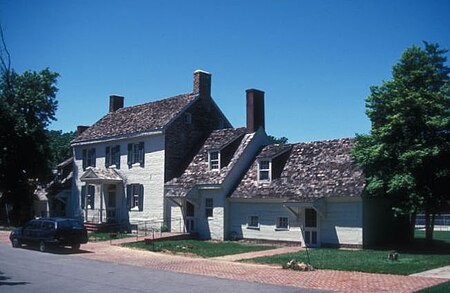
xmin=0 ymin=243 xmax=330 ymax=293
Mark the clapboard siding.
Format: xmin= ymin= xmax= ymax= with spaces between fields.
xmin=320 ymin=198 xmax=363 ymax=246
xmin=228 ymin=201 xmax=303 ymax=243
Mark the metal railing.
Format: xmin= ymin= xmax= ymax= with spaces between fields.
xmin=416 ymin=214 xmax=450 ymax=231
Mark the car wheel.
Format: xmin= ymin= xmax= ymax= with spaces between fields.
xmin=11 ymin=238 xmax=21 ymax=248
xmin=71 ymin=244 xmax=81 ymax=251
xmin=39 ymin=241 xmax=46 ymax=252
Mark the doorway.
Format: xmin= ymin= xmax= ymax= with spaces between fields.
xmin=304 ymin=208 xmax=319 ymax=247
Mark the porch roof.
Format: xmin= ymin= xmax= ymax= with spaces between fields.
xmin=80 ymin=167 xmax=124 ymax=183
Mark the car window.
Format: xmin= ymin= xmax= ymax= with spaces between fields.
xmin=42 ymin=221 xmax=55 ymax=230
xmin=68 ymin=220 xmax=84 ymax=228
xmin=58 ymin=220 xmax=83 ymax=229
xmin=25 ymin=220 xmax=41 ymax=229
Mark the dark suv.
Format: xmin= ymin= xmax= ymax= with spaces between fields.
xmin=9 ymin=217 xmax=88 ymax=252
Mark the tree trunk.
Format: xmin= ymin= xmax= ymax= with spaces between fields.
xmin=425 ymin=211 xmax=434 ymax=242
xmin=409 ymin=212 xmax=417 ymax=242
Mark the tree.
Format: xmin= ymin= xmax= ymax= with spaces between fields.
xmin=0 ymin=26 xmax=59 ymax=225
xmin=268 ymin=135 xmax=288 ymax=144
xmin=47 ymin=130 xmax=75 ymax=169
xmin=352 ymin=42 xmax=450 ymax=242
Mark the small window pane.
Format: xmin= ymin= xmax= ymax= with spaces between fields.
xmin=260 ymin=161 xmax=269 ymax=170
xmin=259 ymin=171 xmax=269 ymax=180
xmin=305 ymin=208 xmax=317 ymax=228
xmin=277 ymin=217 xmax=288 ymax=229
xmin=248 ymin=216 xmax=259 ymax=228
xmin=205 ymin=198 xmax=213 ymax=217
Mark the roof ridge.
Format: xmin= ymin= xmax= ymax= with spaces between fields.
xmin=115 ymin=92 xmax=193 ymax=113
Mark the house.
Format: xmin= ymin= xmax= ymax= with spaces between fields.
xmin=70 ymin=70 xmax=230 ymax=227
xmin=70 ymin=70 xmax=370 ymax=247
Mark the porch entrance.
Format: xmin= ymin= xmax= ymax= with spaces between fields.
xmin=106 ymin=189 xmax=117 ymax=223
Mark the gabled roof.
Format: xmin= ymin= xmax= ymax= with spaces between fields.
xmin=231 ymin=138 xmax=365 ymax=200
xmin=73 ymin=93 xmax=196 ymax=143
xmin=80 ymin=167 xmax=124 ymax=182
xmin=165 ymin=127 xmax=254 ymax=197
xmin=257 ymin=144 xmax=292 ymax=159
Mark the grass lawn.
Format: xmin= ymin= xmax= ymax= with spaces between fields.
xmin=415 ymin=229 xmax=450 ymax=243
xmin=121 ymin=240 xmax=275 ymax=258
xmin=88 ymin=232 xmax=135 ymax=242
xmin=244 ymin=248 xmax=450 ymax=275
xmin=417 ymin=281 xmax=450 ymax=293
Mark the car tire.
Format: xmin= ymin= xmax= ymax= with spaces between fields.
xmin=71 ymin=244 xmax=81 ymax=251
xmin=11 ymin=238 xmax=21 ymax=248
xmin=39 ymin=241 xmax=46 ymax=252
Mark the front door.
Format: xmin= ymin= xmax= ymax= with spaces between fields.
xmin=106 ymin=191 xmax=116 ymax=223
xmin=304 ymin=208 xmax=319 ymax=247
xmin=185 ymin=201 xmax=195 ymax=232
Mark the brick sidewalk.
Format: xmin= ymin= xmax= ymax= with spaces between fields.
xmin=0 ymin=231 xmax=446 ymax=292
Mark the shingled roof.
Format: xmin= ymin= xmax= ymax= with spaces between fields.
xmin=165 ymin=127 xmax=255 ymax=197
xmin=231 ymin=138 xmax=365 ymax=200
xmin=73 ymin=93 xmax=196 ymax=143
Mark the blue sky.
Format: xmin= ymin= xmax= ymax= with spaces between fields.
xmin=1 ymin=0 xmax=449 ymax=142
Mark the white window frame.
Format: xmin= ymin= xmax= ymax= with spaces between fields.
xmin=208 ymin=151 xmax=220 ymax=171
xmin=247 ymin=215 xmax=260 ymax=230
xmin=257 ymin=159 xmax=271 ymax=182
xmin=275 ymin=216 xmax=289 ymax=231
xmin=130 ymin=184 xmax=142 ymax=211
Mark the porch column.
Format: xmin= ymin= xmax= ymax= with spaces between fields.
xmin=99 ymin=183 xmax=104 ymax=223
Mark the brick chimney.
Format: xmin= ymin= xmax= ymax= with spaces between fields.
xmin=76 ymin=125 xmax=89 ymax=136
xmin=246 ymin=89 xmax=265 ymax=133
xmin=193 ymin=70 xmax=211 ymax=97
xmin=109 ymin=95 xmax=124 ymax=112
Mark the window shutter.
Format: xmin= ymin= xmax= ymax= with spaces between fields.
xmin=126 ymin=184 xmax=132 ymax=210
xmin=115 ymin=145 xmax=121 ymax=169
xmin=138 ymin=142 xmax=145 ymax=167
xmin=82 ymin=149 xmax=87 ymax=170
xmin=105 ymin=146 xmax=111 ymax=167
xmin=138 ymin=184 xmax=144 ymax=211
xmin=89 ymin=185 xmax=95 ymax=209
xmin=92 ymin=148 xmax=96 ymax=167
xmin=127 ymin=144 xmax=133 ymax=167
xmin=81 ymin=186 xmax=86 ymax=209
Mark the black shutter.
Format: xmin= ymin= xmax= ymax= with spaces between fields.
xmin=105 ymin=146 xmax=110 ymax=167
xmin=127 ymin=144 xmax=133 ymax=167
xmin=92 ymin=148 xmax=96 ymax=167
xmin=126 ymin=184 xmax=132 ymax=210
xmin=81 ymin=186 xmax=86 ymax=209
xmin=138 ymin=185 xmax=144 ymax=212
xmin=138 ymin=142 xmax=144 ymax=167
xmin=115 ymin=145 xmax=121 ymax=169
xmin=82 ymin=149 xmax=87 ymax=170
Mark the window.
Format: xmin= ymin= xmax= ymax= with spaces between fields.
xmin=127 ymin=142 xmax=144 ymax=167
xmin=184 ymin=112 xmax=192 ymax=124
xmin=205 ymin=198 xmax=213 ymax=217
xmin=208 ymin=151 xmax=220 ymax=170
xmin=247 ymin=216 xmax=260 ymax=229
xmin=305 ymin=208 xmax=317 ymax=228
xmin=276 ymin=217 xmax=289 ymax=230
xmin=258 ymin=160 xmax=271 ymax=182
xmin=127 ymin=184 xmax=144 ymax=211
xmin=82 ymin=148 xmax=96 ymax=170
xmin=105 ymin=145 xmax=121 ymax=168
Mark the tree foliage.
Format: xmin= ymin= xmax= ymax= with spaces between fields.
xmin=352 ymin=42 xmax=450 ymax=241
xmin=47 ymin=130 xmax=75 ymax=169
xmin=0 ymin=28 xmax=59 ymax=224
xmin=268 ymin=135 xmax=288 ymax=144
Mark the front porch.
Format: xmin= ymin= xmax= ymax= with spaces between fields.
xmin=80 ymin=167 xmax=126 ymax=225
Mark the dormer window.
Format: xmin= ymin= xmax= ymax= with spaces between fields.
xmin=258 ymin=159 xmax=271 ymax=182
xmin=209 ymin=151 xmax=220 ymax=170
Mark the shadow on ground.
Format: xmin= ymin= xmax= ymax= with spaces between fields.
xmin=0 ymin=271 xmax=29 ymax=287
xmin=16 ymin=244 xmax=92 ymax=255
